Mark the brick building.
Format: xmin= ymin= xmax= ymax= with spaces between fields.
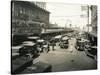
xmin=11 ymin=1 xmax=50 ymax=35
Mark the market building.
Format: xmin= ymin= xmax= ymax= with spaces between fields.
xmin=11 ymin=1 xmax=50 ymax=35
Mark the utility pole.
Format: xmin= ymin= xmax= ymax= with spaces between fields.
xmin=87 ymin=5 xmax=89 ymax=32
xmin=65 ymin=19 xmax=68 ymax=29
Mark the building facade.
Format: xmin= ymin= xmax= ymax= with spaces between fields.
xmin=11 ymin=1 xmax=50 ymax=35
xmin=91 ymin=5 xmax=97 ymax=35
xmin=34 ymin=2 xmax=46 ymax=10
xmin=85 ymin=5 xmax=97 ymax=46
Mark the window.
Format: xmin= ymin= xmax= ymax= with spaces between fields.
xmin=20 ymin=9 xmax=22 ymax=14
xmin=23 ymin=8 xmax=25 ymax=14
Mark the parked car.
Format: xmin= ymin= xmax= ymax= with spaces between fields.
xmin=59 ymin=36 xmax=69 ymax=48
xmin=85 ymin=46 xmax=97 ymax=60
xmin=37 ymin=39 xmax=49 ymax=53
xmin=37 ymin=39 xmax=45 ymax=52
xmin=54 ymin=35 xmax=62 ymax=43
xmin=76 ymin=38 xmax=91 ymax=51
xmin=12 ymin=45 xmax=23 ymax=59
xmin=76 ymin=41 xmax=85 ymax=51
xmin=75 ymin=38 xmax=89 ymax=51
xmin=53 ymin=35 xmax=62 ymax=46
xmin=19 ymin=41 xmax=38 ymax=58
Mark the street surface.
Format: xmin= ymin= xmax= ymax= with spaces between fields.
xmin=33 ymin=37 xmax=97 ymax=72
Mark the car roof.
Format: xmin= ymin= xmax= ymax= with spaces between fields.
xmin=28 ymin=36 xmax=39 ymax=39
xmin=62 ymin=37 xmax=69 ymax=40
xmin=22 ymin=41 xmax=36 ymax=46
xmin=54 ymin=35 xmax=62 ymax=39
xmin=37 ymin=39 xmax=45 ymax=42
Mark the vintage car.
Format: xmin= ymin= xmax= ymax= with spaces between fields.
xmin=76 ymin=41 xmax=85 ymax=51
xmin=85 ymin=46 xmax=97 ymax=60
xmin=54 ymin=35 xmax=62 ymax=43
xmin=37 ymin=39 xmax=49 ymax=53
xmin=12 ymin=45 xmax=23 ymax=60
xmin=19 ymin=41 xmax=38 ymax=58
xmin=52 ymin=35 xmax=62 ymax=46
xmin=76 ymin=38 xmax=90 ymax=51
xmin=59 ymin=36 xmax=69 ymax=48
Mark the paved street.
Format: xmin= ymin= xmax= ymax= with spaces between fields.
xmin=33 ymin=37 xmax=97 ymax=72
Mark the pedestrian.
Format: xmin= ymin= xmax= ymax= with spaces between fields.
xmin=47 ymin=41 xmax=50 ymax=52
xmin=51 ymin=41 xmax=55 ymax=51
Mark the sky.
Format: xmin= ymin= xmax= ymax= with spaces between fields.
xmin=46 ymin=2 xmax=88 ymax=29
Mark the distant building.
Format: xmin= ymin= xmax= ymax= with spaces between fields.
xmin=84 ymin=5 xmax=97 ymax=46
xmin=91 ymin=5 xmax=97 ymax=35
xmin=81 ymin=5 xmax=97 ymax=35
xmin=11 ymin=1 xmax=50 ymax=34
xmin=48 ymin=23 xmax=58 ymax=28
